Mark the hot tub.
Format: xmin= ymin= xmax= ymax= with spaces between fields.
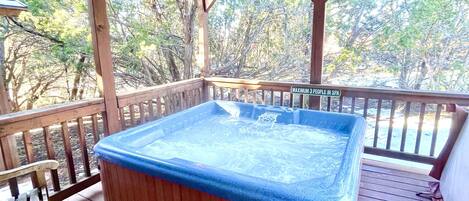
xmin=95 ymin=101 xmax=365 ymax=201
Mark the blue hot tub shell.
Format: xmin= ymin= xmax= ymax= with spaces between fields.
xmin=95 ymin=101 xmax=366 ymax=201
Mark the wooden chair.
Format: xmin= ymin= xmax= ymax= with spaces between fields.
xmin=0 ymin=160 xmax=59 ymax=201
xmin=418 ymin=105 xmax=468 ymax=200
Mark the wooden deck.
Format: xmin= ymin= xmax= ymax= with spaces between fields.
xmin=67 ymin=159 xmax=435 ymax=201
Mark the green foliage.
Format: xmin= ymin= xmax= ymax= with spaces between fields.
xmin=2 ymin=0 xmax=467 ymax=111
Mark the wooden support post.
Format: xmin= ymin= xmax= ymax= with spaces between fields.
xmin=309 ymin=0 xmax=326 ymax=110
xmin=0 ymin=80 xmax=9 ymax=114
xmin=197 ymin=0 xmax=210 ymax=78
xmin=0 ymin=25 xmax=20 ymax=198
xmin=198 ymin=0 xmax=211 ymax=102
xmin=88 ymin=0 xmax=121 ymax=135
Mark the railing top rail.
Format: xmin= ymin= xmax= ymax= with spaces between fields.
xmin=117 ymin=78 xmax=203 ymax=98
xmin=0 ymin=98 xmax=104 ymax=125
xmin=117 ymin=78 xmax=204 ymax=107
xmin=205 ymin=77 xmax=469 ymax=105
xmin=0 ymin=79 xmax=205 ymax=135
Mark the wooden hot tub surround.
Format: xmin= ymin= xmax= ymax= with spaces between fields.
xmin=99 ymin=161 xmax=227 ymax=201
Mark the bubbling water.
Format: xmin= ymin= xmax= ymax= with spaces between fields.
xmin=256 ymin=112 xmax=280 ymax=128
xmin=140 ymin=114 xmax=349 ymax=184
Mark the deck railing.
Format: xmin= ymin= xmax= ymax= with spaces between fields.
xmin=0 ymin=77 xmax=468 ymax=200
xmin=116 ymin=78 xmax=204 ymax=129
xmin=0 ymin=78 xmax=205 ymax=200
xmin=0 ymin=98 xmax=106 ymax=200
xmin=204 ymin=77 xmax=469 ymax=165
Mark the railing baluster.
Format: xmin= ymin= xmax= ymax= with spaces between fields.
xmin=253 ymin=90 xmax=257 ymax=104
xmin=197 ymin=88 xmax=200 ymax=104
xmin=350 ymin=97 xmax=356 ymax=114
xmin=262 ymin=90 xmax=266 ymax=105
xmin=235 ymin=88 xmax=240 ymax=101
xmin=299 ymin=94 xmax=304 ymax=108
xmin=43 ymin=126 xmax=61 ymax=191
xmin=22 ymin=131 xmax=34 ymax=163
xmin=171 ymin=94 xmax=177 ymax=112
xmin=61 ymin=121 xmax=77 ymax=184
xmin=290 ymin=93 xmax=294 ymax=108
xmin=129 ymin=105 xmax=136 ymax=126
xmin=148 ymin=100 xmax=155 ymax=120
xmin=414 ymin=103 xmax=426 ymax=154
xmin=77 ymin=117 xmax=91 ymax=177
xmin=326 ymin=97 xmax=332 ymax=112
xmin=23 ymin=130 xmax=39 ymax=189
xmin=270 ymin=90 xmax=274 ymax=105
xmin=229 ymin=88 xmax=234 ymax=101
xmin=180 ymin=92 xmax=185 ymax=111
xmin=197 ymin=88 xmax=201 ymax=104
xmin=188 ymin=90 xmax=194 ymax=107
xmin=386 ymin=100 xmax=397 ymax=150
xmin=171 ymin=94 xmax=176 ymax=112
xmin=101 ymin=111 xmax=109 ymax=135
xmin=280 ymin=92 xmax=284 ymax=106
xmin=139 ymin=102 xmax=146 ymax=123
xmin=430 ymin=104 xmax=443 ymax=156
xmin=193 ymin=90 xmax=197 ymax=106
xmin=91 ymin=114 xmax=100 ymax=143
xmin=168 ymin=96 xmax=172 ymax=114
xmin=400 ymin=102 xmax=412 ymax=152
xmin=338 ymin=96 xmax=344 ymax=112
xmin=157 ymin=97 xmax=162 ymax=117
xmin=119 ymin=108 xmax=126 ymax=129
xmin=373 ymin=99 xmax=382 ymax=148
xmin=192 ymin=89 xmax=197 ymax=105
xmin=243 ymin=88 xmax=249 ymax=103
xmin=363 ymin=98 xmax=369 ymax=118
xmin=212 ymin=86 xmax=216 ymax=100
xmin=220 ymin=88 xmax=225 ymax=100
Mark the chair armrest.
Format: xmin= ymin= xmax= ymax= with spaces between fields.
xmin=0 ymin=160 xmax=59 ymax=182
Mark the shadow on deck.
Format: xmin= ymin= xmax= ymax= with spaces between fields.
xmin=68 ymin=159 xmax=435 ymax=201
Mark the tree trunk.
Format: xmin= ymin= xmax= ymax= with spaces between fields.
xmin=414 ymin=60 xmax=428 ymax=90
xmin=163 ymin=48 xmax=181 ymax=81
xmin=235 ymin=14 xmax=255 ymax=78
xmin=178 ymin=0 xmax=197 ymax=80
xmin=71 ymin=70 xmax=82 ymax=100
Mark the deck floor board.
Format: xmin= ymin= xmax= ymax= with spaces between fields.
xmin=72 ymin=160 xmax=433 ymax=201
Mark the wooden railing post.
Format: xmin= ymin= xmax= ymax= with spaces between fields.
xmin=88 ymin=0 xmax=121 ymax=135
xmin=309 ymin=0 xmax=327 ymax=109
xmin=0 ymin=67 xmax=20 ymax=198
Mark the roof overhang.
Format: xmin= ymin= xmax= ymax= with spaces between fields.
xmin=0 ymin=0 xmax=27 ymax=16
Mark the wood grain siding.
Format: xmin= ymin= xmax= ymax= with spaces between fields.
xmin=100 ymin=161 xmax=227 ymax=201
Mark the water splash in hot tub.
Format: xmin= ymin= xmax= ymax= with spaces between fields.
xmin=255 ymin=112 xmax=280 ymax=129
